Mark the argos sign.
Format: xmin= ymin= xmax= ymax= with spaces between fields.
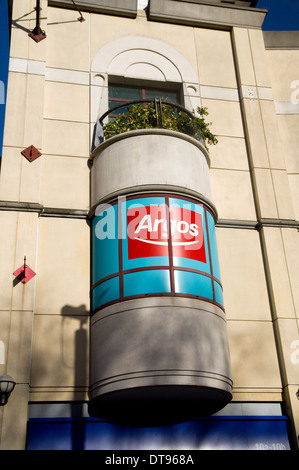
xmin=127 ymin=204 xmax=206 ymax=263
xmin=92 ymin=194 xmax=223 ymax=311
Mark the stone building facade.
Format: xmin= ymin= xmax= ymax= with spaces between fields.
xmin=0 ymin=0 xmax=298 ymax=450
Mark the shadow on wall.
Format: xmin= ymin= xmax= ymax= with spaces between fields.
xmin=61 ymin=304 xmax=89 ymax=385
xmin=61 ymin=304 xmax=89 ymax=450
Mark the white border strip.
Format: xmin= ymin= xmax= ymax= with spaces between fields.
xmin=45 ymin=67 xmax=89 ymax=85
xmin=239 ymin=85 xmax=273 ymax=101
xmin=9 ymin=58 xmax=90 ymax=86
xmin=200 ymin=85 xmax=239 ymax=102
xmin=9 ymin=58 xmax=46 ymax=76
xmin=275 ymin=101 xmax=299 ymax=115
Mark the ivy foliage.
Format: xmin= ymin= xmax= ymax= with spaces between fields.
xmin=103 ymin=102 xmax=218 ymax=148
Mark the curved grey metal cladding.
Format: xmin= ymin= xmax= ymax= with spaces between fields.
xmin=90 ymin=129 xmax=213 ymax=214
xmin=48 ymin=0 xmax=138 ymax=17
xmin=89 ymin=298 xmax=233 ymax=424
xmin=89 ymin=129 xmax=233 ymax=424
xmin=148 ymin=0 xmax=266 ymax=29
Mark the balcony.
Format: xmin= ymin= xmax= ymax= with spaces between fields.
xmin=90 ymin=100 xmax=216 ymax=214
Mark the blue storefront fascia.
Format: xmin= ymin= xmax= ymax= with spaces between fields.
xmin=26 ymin=415 xmax=291 ymax=450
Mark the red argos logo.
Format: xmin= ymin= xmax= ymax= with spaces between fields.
xmin=127 ymin=205 xmax=206 ymax=263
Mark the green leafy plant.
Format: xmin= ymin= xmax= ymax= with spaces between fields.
xmin=103 ymin=102 xmax=218 ymax=148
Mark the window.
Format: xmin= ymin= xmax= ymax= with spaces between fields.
xmin=108 ymin=83 xmax=181 ymax=118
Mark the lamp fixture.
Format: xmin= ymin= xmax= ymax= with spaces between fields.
xmin=71 ymin=0 xmax=85 ymax=22
xmin=29 ymin=0 xmax=46 ymax=42
xmin=0 ymin=376 xmax=16 ymax=406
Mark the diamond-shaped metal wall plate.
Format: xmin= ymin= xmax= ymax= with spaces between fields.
xmin=21 ymin=145 xmax=42 ymax=163
xmin=13 ymin=264 xmax=36 ymax=284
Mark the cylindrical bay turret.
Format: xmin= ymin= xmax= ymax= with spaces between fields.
xmin=89 ymin=129 xmax=233 ymax=424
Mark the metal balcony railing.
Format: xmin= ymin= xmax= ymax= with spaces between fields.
xmin=92 ymin=99 xmax=204 ymax=150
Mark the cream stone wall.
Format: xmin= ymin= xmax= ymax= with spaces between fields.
xmin=217 ymin=227 xmax=282 ymax=401
xmin=0 ymin=211 xmax=38 ymax=449
xmin=263 ymin=42 xmax=299 ymax=439
xmin=25 ymin=218 xmax=90 ymax=400
xmin=265 ymin=49 xmax=299 ymax=222
xmin=0 ymin=0 xmax=298 ymax=449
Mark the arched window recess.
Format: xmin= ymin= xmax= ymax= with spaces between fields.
xmin=90 ymin=36 xmax=202 ymax=150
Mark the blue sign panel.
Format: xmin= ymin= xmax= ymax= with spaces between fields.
xmin=92 ymin=194 xmax=224 ymax=313
xmin=26 ymin=416 xmax=291 ymax=450
xmin=0 ymin=0 xmax=10 ymax=157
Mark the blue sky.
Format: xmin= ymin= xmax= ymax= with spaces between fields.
xmin=0 ymin=0 xmax=9 ymax=156
xmin=256 ymin=0 xmax=299 ymax=30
